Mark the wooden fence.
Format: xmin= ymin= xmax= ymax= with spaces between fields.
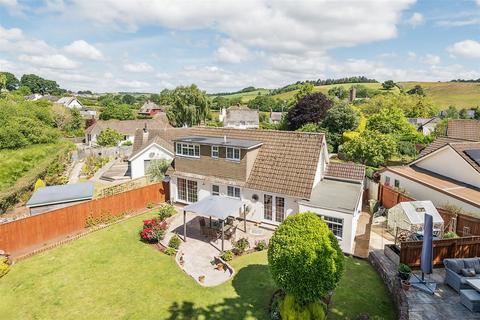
xmin=0 ymin=182 xmax=167 ymax=254
xmin=400 ymin=236 xmax=480 ymax=268
xmin=378 ymin=184 xmax=480 ymax=237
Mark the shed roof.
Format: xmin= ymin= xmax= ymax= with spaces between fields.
xmin=306 ymin=178 xmax=363 ymax=214
xmin=26 ymin=182 xmax=94 ymax=208
xmin=392 ymin=201 xmax=443 ymax=225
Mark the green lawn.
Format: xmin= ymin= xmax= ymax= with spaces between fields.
xmin=0 ymin=213 xmax=395 ymax=320
xmin=0 ymin=142 xmax=70 ymax=192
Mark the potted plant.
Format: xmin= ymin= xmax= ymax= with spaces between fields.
xmin=401 ymin=279 xmax=411 ymax=291
xmin=398 ymin=263 xmax=412 ymax=281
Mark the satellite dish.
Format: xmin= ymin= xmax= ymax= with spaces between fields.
xmin=252 ymin=194 xmax=259 ymax=202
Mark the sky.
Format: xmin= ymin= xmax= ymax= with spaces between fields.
xmin=1 ymin=0 xmax=480 ymax=93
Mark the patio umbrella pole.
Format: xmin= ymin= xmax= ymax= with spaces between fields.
xmin=221 ymin=219 xmax=224 ymax=253
xmin=243 ymin=204 xmax=246 ymax=232
xmin=183 ymin=210 xmax=187 ymax=242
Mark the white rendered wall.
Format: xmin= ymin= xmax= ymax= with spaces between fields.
xmin=130 ymin=144 xmax=173 ymax=179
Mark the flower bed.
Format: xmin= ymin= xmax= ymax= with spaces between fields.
xmin=139 ymin=218 xmax=168 ymax=243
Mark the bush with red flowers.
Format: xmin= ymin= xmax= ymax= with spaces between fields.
xmin=139 ymin=218 xmax=168 ymax=243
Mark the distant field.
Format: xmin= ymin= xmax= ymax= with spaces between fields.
xmin=398 ymin=82 xmax=480 ymax=108
xmin=210 ymin=89 xmax=270 ymax=103
xmin=271 ymin=82 xmax=399 ymax=101
xmin=0 ymin=143 xmax=68 ymax=192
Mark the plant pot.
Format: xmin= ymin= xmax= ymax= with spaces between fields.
xmin=401 ymin=280 xmax=411 ymax=291
xmin=398 ymin=271 xmax=411 ymax=281
xmin=198 ymin=275 xmax=205 ymax=283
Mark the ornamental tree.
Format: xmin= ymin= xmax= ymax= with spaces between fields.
xmin=341 ymin=130 xmax=397 ymax=166
xmin=267 ymin=212 xmax=344 ymax=305
xmin=96 ymin=128 xmax=123 ymax=147
xmin=286 ymin=92 xmax=333 ymax=130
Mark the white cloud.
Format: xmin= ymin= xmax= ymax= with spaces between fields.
xmin=447 ymin=40 xmax=480 ymax=58
xmin=406 ymin=12 xmax=424 ymax=27
xmin=0 ymin=0 xmax=22 ymax=14
xmin=407 ymin=51 xmax=417 ymax=60
xmin=477 ymin=0 xmax=480 ymax=6
xmin=64 ymin=40 xmax=104 ymax=60
xmin=115 ymin=79 xmax=151 ymax=89
xmin=0 ymin=25 xmax=23 ymax=40
xmin=123 ymin=62 xmax=154 ymax=73
xmin=421 ymin=54 xmax=441 ymax=65
xmin=215 ymin=39 xmax=250 ymax=63
xmin=18 ymin=54 xmax=79 ymax=69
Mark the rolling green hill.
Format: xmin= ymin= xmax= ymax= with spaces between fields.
xmin=210 ymin=89 xmax=270 ymax=103
xmin=397 ymin=82 xmax=480 ymax=109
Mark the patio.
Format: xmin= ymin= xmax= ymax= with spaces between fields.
xmin=161 ymin=205 xmax=274 ymax=287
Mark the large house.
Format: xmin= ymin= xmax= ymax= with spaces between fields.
xmin=380 ymin=119 xmax=480 ymax=215
xmin=219 ymin=105 xmax=259 ymax=129
xmin=129 ymin=127 xmax=365 ymax=254
xmin=85 ymin=117 xmax=171 ymax=146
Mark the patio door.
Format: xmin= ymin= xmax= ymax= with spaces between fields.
xmin=263 ymin=194 xmax=285 ymax=223
xmin=177 ymin=178 xmax=198 ymax=203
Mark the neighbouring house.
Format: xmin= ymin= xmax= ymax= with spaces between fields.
xmin=408 ymin=117 xmax=440 ymax=135
xmin=386 ymin=200 xmax=444 ymax=236
xmin=380 ymin=119 xmax=480 ymax=215
xmin=269 ymin=111 xmax=283 ymax=124
xmin=56 ymin=96 xmax=85 ymax=109
xmin=85 ymin=117 xmax=171 ymax=146
xmin=130 ymin=127 xmax=366 ymax=254
xmin=24 ymin=93 xmax=44 ymax=101
xmin=219 ymin=105 xmax=259 ymax=129
xmin=138 ymin=101 xmax=166 ymax=117
xmin=26 ymin=182 xmax=94 ymax=215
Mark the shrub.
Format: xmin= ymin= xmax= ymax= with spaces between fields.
xmin=164 ymin=247 xmax=176 ymax=256
xmin=121 ymin=140 xmax=133 ymax=146
xmin=279 ymin=294 xmax=326 ymax=320
xmin=443 ymin=232 xmax=458 ymax=239
xmin=221 ymin=250 xmax=234 ymax=261
xmin=233 ymin=238 xmax=250 ymax=255
xmin=139 ymin=218 xmax=168 ymax=243
xmin=168 ymin=234 xmax=182 ymax=249
xmin=158 ymin=204 xmax=177 ymax=221
xmin=398 ymin=264 xmax=411 ymax=273
xmin=268 ymin=212 xmax=344 ymax=305
xmin=255 ymin=240 xmax=268 ymax=251
xmin=0 ymin=257 xmax=10 ymax=278
xmin=33 ymin=179 xmax=45 ymax=191
xmin=146 ymin=202 xmax=155 ymax=209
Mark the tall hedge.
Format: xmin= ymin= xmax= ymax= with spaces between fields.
xmin=267 ymin=212 xmax=344 ymax=305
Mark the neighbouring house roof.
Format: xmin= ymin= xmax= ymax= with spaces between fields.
xmin=392 ymin=201 xmax=443 ymax=225
xmin=418 ymin=136 xmax=467 ymax=157
xmin=408 ymin=117 xmax=439 ymax=126
xmin=305 ymin=178 xmax=363 ymax=214
xmin=174 ymin=136 xmax=263 ymax=149
xmin=41 ymin=95 xmax=59 ymax=102
xmin=56 ymin=96 xmax=83 ymax=107
xmin=224 ymin=105 xmax=259 ymax=126
xmin=139 ymin=101 xmax=165 ymax=114
xmin=384 ymin=165 xmax=480 ymax=210
xmin=324 ymin=162 xmax=365 ymax=183
xmin=85 ymin=117 xmax=171 ymax=136
xmin=131 ymin=127 xmax=324 ymax=199
xmin=26 ymin=182 xmax=94 ymax=208
xmin=270 ymin=112 xmax=283 ymax=122
xmin=447 ymin=119 xmax=480 ymax=142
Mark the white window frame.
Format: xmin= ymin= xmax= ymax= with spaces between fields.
xmin=263 ymin=194 xmax=285 ymax=223
xmin=177 ymin=178 xmax=198 ymax=203
xmin=227 ymin=186 xmax=240 ymax=198
xmin=175 ymin=143 xmax=200 ymax=158
xmin=212 ymin=184 xmax=220 ymax=196
xmin=211 ymin=146 xmax=219 ymax=158
xmin=226 ymin=147 xmax=240 ymax=161
xmin=321 ymin=215 xmax=343 ymax=240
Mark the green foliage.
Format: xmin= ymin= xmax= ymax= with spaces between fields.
xmin=341 ymin=130 xmax=397 ymax=166
xmin=164 ymin=247 xmax=177 ymax=256
xmin=268 ymin=212 xmax=344 ymax=305
xmin=247 ymin=95 xmax=284 ymax=112
xmin=145 ymin=159 xmax=171 ymax=182
xmin=382 ymin=80 xmax=396 ymax=90
xmin=443 ymin=232 xmax=458 ymax=239
xmin=287 ymin=92 xmax=333 ymax=130
xmin=96 ymin=128 xmax=123 ymax=147
xmin=0 ymin=72 xmax=19 ymax=91
xmin=99 ymin=103 xmax=135 ymax=120
xmin=294 ymin=83 xmax=314 ymax=102
xmin=157 ymin=203 xmax=177 ymax=221
xmin=255 ymin=240 xmax=268 ymax=251
xmin=33 ymin=179 xmax=46 ymax=191
xmin=121 ymin=140 xmax=133 ymax=146
xmin=163 ymin=85 xmax=210 ymax=127
xmin=168 ymin=235 xmax=182 ymax=250
xmin=327 ymin=86 xmax=349 ymax=99
xmin=233 ymin=238 xmax=250 ymax=255
xmin=407 ymin=85 xmax=425 ymax=96
xmin=323 ymin=102 xmax=360 ymax=134
xmin=398 ymin=264 xmax=412 ymax=274
xmin=81 ymin=156 xmax=110 ymax=177
xmin=0 ymin=257 xmax=10 ymax=278
xmin=122 ymin=94 xmax=136 ymax=105
xmin=85 ymin=212 xmax=126 ymax=227
xmin=279 ymin=294 xmax=326 ymax=320
xmin=20 ymin=74 xmax=63 ymax=95
xmin=366 ymin=107 xmax=417 ymax=135
xmin=221 ymin=250 xmax=234 ymax=261
xmin=362 ymin=93 xmax=439 ymax=118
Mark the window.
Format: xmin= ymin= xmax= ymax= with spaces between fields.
xmin=275 ymin=197 xmax=285 ymax=222
xmin=385 ymin=176 xmax=391 ymax=186
xmin=212 ymin=185 xmax=220 ymax=196
xmin=394 ymin=179 xmax=400 ymax=188
xmin=227 ymin=186 xmax=240 ymax=198
xmin=176 ymin=143 xmax=200 ymax=158
xmin=211 ymin=146 xmax=219 ymax=158
xmin=322 ymin=216 xmax=343 ymax=239
xmin=264 ymin=195 xmax=273 ymax=220
xmin=226 ymin=147 xmax=240 ymax=161
xmin=177 ymin=178 xmax=197 ymax=203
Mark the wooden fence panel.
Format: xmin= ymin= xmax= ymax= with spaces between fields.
xmin=400 ymin=236 xmax=480 ymax=268
xmin=0 ymin=183 xmax=166 ymax=254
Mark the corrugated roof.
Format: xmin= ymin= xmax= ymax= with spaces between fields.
xmin=26 ymin=182 xmax=94 ymax=208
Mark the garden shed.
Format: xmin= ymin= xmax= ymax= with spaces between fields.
xmin=387 ymin=200 xmax=444 ymax=235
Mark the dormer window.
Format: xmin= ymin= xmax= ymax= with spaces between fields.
xmin=211 ymin=146 xmax=219 ymax=158
xmin=176 ymin=143 xmax=200 ymax=158
xmin=226 ymin=147 xmax=240 ymax=161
